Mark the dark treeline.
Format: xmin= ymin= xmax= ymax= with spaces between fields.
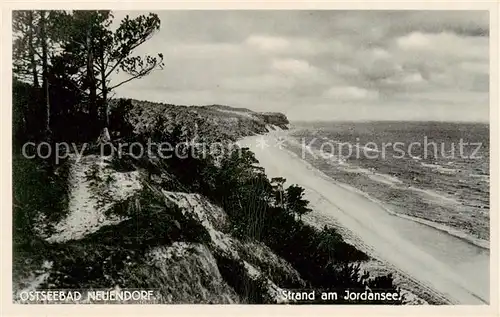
xmin=13 ymin=10 xmax=164 ymax=145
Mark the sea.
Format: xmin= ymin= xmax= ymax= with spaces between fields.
xmin=285 ymin=121 xmax=490 ymax=248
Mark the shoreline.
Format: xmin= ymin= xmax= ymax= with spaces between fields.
xmin=239 ymin=130 xmax=489 ymax=305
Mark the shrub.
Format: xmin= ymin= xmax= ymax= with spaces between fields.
xmin=12 ymin=153 xmax=70 ymax=245
xmin=44 ymin=185 xmax=212 ymax=289
xmin=214 ymin=253 xmax=269 ymax=304
xmin=285 ymin=185 xmax=312 ymax=220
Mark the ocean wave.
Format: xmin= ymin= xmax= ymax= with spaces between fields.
xmin=282 ymin=137 xmax=489 ymax=250
xmin=287 ymin=137 xmax=349 ymax=165
xmin=305 ymin=135 xmax=382 ymax=153
xmin=409 ymin=187 xmax=462 ymax=205
xmin=469 ymin=174 xmax=490 ymax=182
xmin=290 ymin=142 xmax=404 ymax=188
xmin=421 ymin=162 xmax=439 ymax=168
xmin=338 ymin=165 xmax=403 ymax=187
xmin=367 ymin=174 xmax=403 ymax=186
xmin=420 ymin=162 xmax=458 ymax=175
xmin=436 ymin=167 xmax=458 ymax=175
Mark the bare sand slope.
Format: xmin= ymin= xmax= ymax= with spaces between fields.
xmin=239 ymin=132 xmax=489 ymax=305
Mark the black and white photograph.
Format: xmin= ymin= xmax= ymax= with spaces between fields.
xmin=7 ymin=6 xmax=496 ymax=309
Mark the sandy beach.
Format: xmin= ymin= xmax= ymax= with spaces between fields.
xmin=239 ymin=131 xmax=489 ymax=305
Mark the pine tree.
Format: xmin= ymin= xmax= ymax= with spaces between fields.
xmin=12 ymin=11 xmax=40 ymax=87
xmin=59 ymin=11 xmax=164 ymax=140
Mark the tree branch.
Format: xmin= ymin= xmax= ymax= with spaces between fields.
xmin=107 ymin=68 xmax=154 ymax=91
xmin=69 ymin=80 xmax=89 ymax=95
xmin=104 ymin=36 xmax=150 ymax=78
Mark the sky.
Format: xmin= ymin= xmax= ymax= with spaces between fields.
xmin=111 ymin=10 xmax=489 ymax=122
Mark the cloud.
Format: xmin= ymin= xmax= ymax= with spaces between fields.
xmin=245 ymin=34 xmax=349 ymax=57
xmin=332 ymin=62 xmax=359 ymax=76
xmin=112 ymin=10 xmax=489 ymax=122
xmin=271 ymin=58 xmax=316 ymax=75
xmin=220 ymin=74 xmax=295 ymax=92
xmin=394 ymin=31 xmax=488 ymax=63
xmin=245 ymin=35 xmax=290 ymax=52
xmin=396 ymin=32 xmax=432 ymax=49
xmin=166 ymin=43 xmax=242 ymax=58
xmin=385 ymin=11 xmax=489 ymax=37
xmin=323 ymin=86 xmax=379 ymax=100
xmin=401 ymin=72 xmax=425 ymax=84
xmin=460 ymin=61 xmax=489 ymax=74
xmin=370 ymin=48 xmax=392 ymax=60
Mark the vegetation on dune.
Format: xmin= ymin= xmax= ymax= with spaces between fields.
xmin=42 ymin=185 xmax=211 ymax=290
xmin=214 ymin=254 xmax=270 ymax=304
xmin=106 ymin=107 xmax=403 ymax=304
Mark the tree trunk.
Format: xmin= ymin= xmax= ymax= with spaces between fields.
xmin=99 ymin=39 xmax=109 ymax=129
xmin=86 ymin=27 xmax=98 ymax=137
xmin=27 ymin=11 xmax=39 ymax=88
xmin=39 ymin=10 xmax=50 ymax=139
xmin=96 ymin=37 xmax=110 ymax=143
